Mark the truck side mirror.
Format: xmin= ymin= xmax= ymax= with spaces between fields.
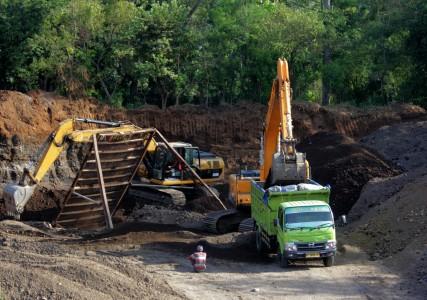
xmin=273 ymin=218 xmax=278 ymax=226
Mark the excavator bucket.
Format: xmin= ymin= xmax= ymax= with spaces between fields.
xmin=3 ymin=185 xmax=36 ymax=218
xmin=55 ymin=129 xmax=155 ymax=230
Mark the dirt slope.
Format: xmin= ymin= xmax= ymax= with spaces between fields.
xmin=297 ymin=132 xmax=400 ymax=216
xmin=345 ymin=120 xmax=427 ymax=296
xmin=1 ymin=90 xmax=425 ymax=172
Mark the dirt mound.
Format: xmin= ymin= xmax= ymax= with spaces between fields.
xmin=343 ymin=120 xmax=427 ymax=295
xmin=0 ymin=221 xmax=182 ymax=300
xmin=344 ymin=174 xmax=427 ymax=295
xmin=360 ymin=120 xmax=427 ymax=171
xmin=297 ymin=132 xmax=401 ymax=216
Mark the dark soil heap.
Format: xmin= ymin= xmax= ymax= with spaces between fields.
xmin=297 ymin=132 xmax=401 ymax=216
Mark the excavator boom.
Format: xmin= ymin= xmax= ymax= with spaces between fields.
xmin=261 ymin=59 xmax=309 ymax=187
xmin=204 ymin=58 xmax=310 ymax=233
xmin=4 ymin=118 xmax=141 ymax=218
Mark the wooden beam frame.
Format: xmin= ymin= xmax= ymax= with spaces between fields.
xmin=92 ymin=133 xmax=114 ymax=230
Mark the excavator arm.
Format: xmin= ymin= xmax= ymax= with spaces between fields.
xmin=260 ymin=59 xmax=310 ymax=187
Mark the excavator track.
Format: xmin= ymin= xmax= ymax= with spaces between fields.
xmin=202 ymin=208 xmax=251 ymax=234
xmin=127 ymin=185 xmax=187 ymax=207
xmin=238 ymin=218 xmax=255 ymax=232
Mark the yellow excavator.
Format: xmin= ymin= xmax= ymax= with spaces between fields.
xmin=141 ymin=140 xmax=224 ymax=185
xmin=132 ymin=140 xmax=225 ymax=206
xmin=204 ymin=58 xmax=311 ymax=233
xmin=3 ymin=118 xmax=225 ymax=229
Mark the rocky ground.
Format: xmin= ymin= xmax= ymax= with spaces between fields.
xmin=0 ymin=220 xmax=421 ymax=300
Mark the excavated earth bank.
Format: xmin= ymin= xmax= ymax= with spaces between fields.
xmin=0 ymin=90 xmax=425 ymax=219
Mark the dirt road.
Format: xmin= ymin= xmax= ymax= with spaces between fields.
xmin=136 ymin=244 xmax=412 ymax=300
xmin=0 ymin=220 xmax=419 ymax=300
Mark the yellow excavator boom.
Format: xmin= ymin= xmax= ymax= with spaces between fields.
xmin=27 ymin=118 xmax=142 ymax=184
xmin=260 ymin=59 xmax=309 ymax=187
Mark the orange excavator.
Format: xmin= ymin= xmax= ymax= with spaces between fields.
xmin=203 ymin=59 xmax=311 ymax=233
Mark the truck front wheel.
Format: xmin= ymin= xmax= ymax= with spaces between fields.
xmin=279 ymin=252 xmax=289 ymax=268
xmin=323 ymin=256 xmax=335 ymax=267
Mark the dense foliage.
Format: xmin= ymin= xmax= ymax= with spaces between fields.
xmin=0 ymin=0 xmax=426 ymax=108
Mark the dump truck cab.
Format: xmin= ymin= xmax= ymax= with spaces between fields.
xmin=276 ymin=200 xmax=336 ymax=265
xmin=251 ymin=180 xmax=336 ymax=267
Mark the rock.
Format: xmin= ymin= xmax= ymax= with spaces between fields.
xmin=85 ymin=250 xmax=96 ymax=256
xmin=1 ymin=238 xmax=9 ymax=247
xmin=251 ymin=288 xmax=260 ymax=293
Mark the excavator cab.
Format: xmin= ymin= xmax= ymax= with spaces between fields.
xmin=150 ymin=143 xmax=201 ymax=181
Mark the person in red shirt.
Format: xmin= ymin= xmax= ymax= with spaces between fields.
xmin=188 ymin=245 xmax=207 ymax=272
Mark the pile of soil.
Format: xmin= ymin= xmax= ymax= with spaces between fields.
xmin=343 ymin=174 xmax=427 ymax=295
xmin=297 ymin=132 xmax=400 ymax=216
xmin=343 ymin=120 xmax=427 ymax=295
xmin=0 ymin=220 xmax=183 ymax=299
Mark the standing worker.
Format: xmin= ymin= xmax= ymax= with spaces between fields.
xmin=188 ymin=245 xmax=207 ymax=272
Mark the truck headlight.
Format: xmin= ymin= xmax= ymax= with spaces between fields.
xmin=285 ymin=242 xmax=297 ymax=252
xmin=325 ymin=240 xmax=336 ymax=250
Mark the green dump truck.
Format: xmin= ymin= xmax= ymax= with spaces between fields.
xmin=251 ymin=181 xmax=336 ymax=267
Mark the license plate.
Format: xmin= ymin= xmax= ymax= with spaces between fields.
xmin=306 ymin=252 xmax=320 ymax=258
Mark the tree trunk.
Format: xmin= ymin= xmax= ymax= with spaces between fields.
xmin=322 ymin=0 xmax=332 ymax=106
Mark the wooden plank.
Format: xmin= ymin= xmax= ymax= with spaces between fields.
xmin=81 ymin=164 xmax=137 ymax=174
xmin=55 ymin=142 xmax=94 ymax=226
xmin=77 ymin=172 xmax=132 ymax=183
xmin=93 ymin=133 xmax=114 ymax=230
xmin=86 ymin=156 xmax=140 ymax=163
xmin=97 ymin=138 xmax=146 ymax=145
xmin=112 ymin=131 xmax=155 ymax=214
xmin=72 ymin=191 xmax=100 ymax=204
xmin=58 ymin=207 xmax=104 ymax=216
xmin=74 ymin=181 xmax=130 ymax=191
xmin=94 ymin=146 xmax=145 ymax=154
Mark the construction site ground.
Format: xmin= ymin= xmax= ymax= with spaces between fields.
xmin=1 ymin=90 xmax=426 ymax=299
xmin=0 ymin=220 xmax=414 ymax=300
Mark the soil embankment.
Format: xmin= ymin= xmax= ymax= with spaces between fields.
xmin=1 ymin=90 xmax=425 ymax=218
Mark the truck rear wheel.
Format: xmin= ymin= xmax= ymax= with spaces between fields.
xmin=255 ymin=226 xmax=265 ymax=254
xmin=279 ymin=252 xmax=289 ymax=268
xmin=323 ymin=256 xmax=335 ymax=267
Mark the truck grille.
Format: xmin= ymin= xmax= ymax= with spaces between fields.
xmin=296 ymin=242 xmax=326 ymax=251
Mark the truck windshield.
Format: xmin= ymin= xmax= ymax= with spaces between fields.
xmin=284 ymin=205 xmax=333 ymax=229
